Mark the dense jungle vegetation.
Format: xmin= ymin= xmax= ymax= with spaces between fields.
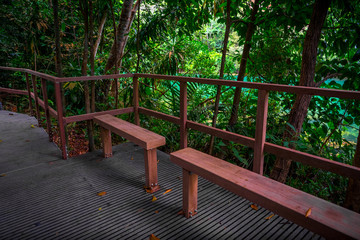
xmin=0 ymin=0 xmax=359 ymax=211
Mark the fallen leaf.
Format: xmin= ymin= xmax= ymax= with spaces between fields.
xmin=9 ymin=113 xmax=14 ymax=115
xmin=97 ymin=191 xmax=107 ymax=196
xmin=265 ymin=214 xmax=274 ymax=220
xmin=155 ymin=210 xmax=159 ymax=214
xmin=163 ymin=189 xmax=172 ymax=195
xmin=250 ymin=204 xmax=258 ymax=211
xmin=0 ymin=140 xmax=2 ymax=143
xmin=305 ymin=208 xmax=311 ymax=218
xmin=149 ymin=234 xmax=160 ymax=240
xmin=177 ymin=210 xmax=184 ymax=215
xmin=157 ymin=160 xmax=159 ymax=163
xmin=0 ymin=174 xmax=6 ymax=177
xmin=98 ymin=207 xmax=102 ymax=211
xmin=152 ymin=195 xmax=157 ymax=202
xmin=131 ymin=156 xmax=134 ymax=160
xmin=31 ymin=124 xmax=35 ymax=128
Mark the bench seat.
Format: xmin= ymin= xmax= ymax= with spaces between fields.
xmin=170 ymin=147 xmax=360 ymax=239
xmin=94 ymin=114 xmax=166 ymax=192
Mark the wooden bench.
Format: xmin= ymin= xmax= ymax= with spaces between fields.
xmin=170 ymin=147 xmax=360 ymax=239
xmin=94 ymin=114 xmax=166 ymax=193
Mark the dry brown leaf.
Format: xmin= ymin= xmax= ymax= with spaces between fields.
xmin=163 ymin=189 xmax=172 ymax=195
xmin=152 ymin=195 xmax=157 ymax=202
xmin=149 ymin=234 xmax=160 ymax=240
xmin=0 ymin=174 xmax=6 ymax=177
xmin=265 ymin=214 xmax=274 ymax=220
xmin=0 ymin=140 xmax=2 ymax=143
xmin=131 ymin=156 xmax=134 ymax=160
xmin=305 ymin=208 xmax=311 ymax=218
xmin=97 ymin=191 xmax=107 ymax=196
xmin=250 ymin=204 xmax=258 ymax=211
xmin=154 ymin=210 xmax=159 ymax=214
xmin=157 ymin=160 xmax=159 ymax=164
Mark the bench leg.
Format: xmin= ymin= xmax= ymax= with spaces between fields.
xmin=183 ymin=169 xmax=198 ymax=218
xmin=100 ymin=127 xmax=112 ymax=158
xmin=144 ymin=148 xmax=160 ymax=193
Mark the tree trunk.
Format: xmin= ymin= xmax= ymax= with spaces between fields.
xmin=80 ymin=0 xmax=95 ymax=152
xmin=344 ymin=128 xmax=360 ymax=213
xmin=270 ymin=0 xmax=332 ymax=183
xmin=228 ymin=0 xmax=260 ymax=127
xmin=209 ymin=0 xmax=231 ymax=155
xmin=104 ymin=0 xmax=136 ymax=73
xmin=104 ymin=0 xmax=141 ymax=102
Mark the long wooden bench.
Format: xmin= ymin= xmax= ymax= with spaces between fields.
xmin=94 ymin=114 xmax=166 ymax=193
xmin=170 ymin=147 xmax=360 ymax=239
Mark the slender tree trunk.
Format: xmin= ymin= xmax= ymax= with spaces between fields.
xmin=104 ymin=0 xmax=136 ymax=73
xmin=53 ymin=0 xmax=62 ymax=77
xmin=209 ymin=0 xmax=231 ymax=155
xmin=228 ymin=0 xmax=260 ymax=127
xmin=53 ymin=0 xmax=68 ymax=146
xmin=344 ymin=127 xmax=360 ymax=213
xmin=80 ymin=0 xmax=95 ymax=152
xmin=104 ymin=0 xmax=141 ymax=102
xmin=270 ymin=0 xmax=332 ymax=183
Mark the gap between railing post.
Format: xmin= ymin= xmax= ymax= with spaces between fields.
xmin=180 ymin=81 xmax=188 ymax=149
xmin=253 ymin=90 xmax=269 ymax=175
xmin=41 ymin=78 xmax=53 ymax=142
xmin=25 ymin=73 xmax=34 ymax=116
xmin=133 ymin=76 xmax=140 ymax=126
xmin=55 ymin=81 xmax=67 ymax=159
xmin=31 ymin=75 xmax=41 ymax=127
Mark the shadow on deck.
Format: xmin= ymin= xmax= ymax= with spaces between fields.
xmin=0 ymin=111 xmax=322 ymax=239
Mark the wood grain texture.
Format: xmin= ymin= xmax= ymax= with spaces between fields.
xmin=253 ymin=90 xmax=269 ymax=175
xmin=182 ymin=169 xmax=198 ymax=218
xmin=94 ymin=114 xmax=165 ymax=150
xmin=100 ymin=127 xmax=112 ymax=158
xmin=170 ymin=148 xmax=360 ymax=239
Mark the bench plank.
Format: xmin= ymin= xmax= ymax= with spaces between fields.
xmin=94 ymin=114 xmax=165 ymax=150
xmin=170 ymin=148 xmax=360 ymax=239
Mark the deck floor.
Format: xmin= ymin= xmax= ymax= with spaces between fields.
xmin=0 ymin=110 xmax=323 ymax=239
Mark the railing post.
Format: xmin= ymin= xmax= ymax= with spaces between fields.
xmin=180 ymin=81 xmax=188 ymax=149
xmin=253 ymin=90 xmax=269 ymax=175
xmin=55 ymin=81 xmax=67 ymax=159
xmin=31 ymin=75 xmax=41 ymax=127
xmin=41 ymin=78 xmax=53 ymax=142
xmin=25 ymin=73 xmax=34 ymax=116
xmin=133 ymin=76 xmax=140 ymax=126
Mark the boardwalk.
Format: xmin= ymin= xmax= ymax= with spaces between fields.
xmin=0 ymin=111 xmax=323 ymax=239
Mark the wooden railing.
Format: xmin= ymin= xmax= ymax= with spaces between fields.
xmin=1 ymin=66 xmax=360 ymax=182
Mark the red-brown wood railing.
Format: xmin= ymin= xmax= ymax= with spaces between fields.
xmin=1 ymin=66 xmax=360 ymax=182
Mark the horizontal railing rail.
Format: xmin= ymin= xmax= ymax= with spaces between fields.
xmin=0 ymin=66 xmax=359 ymax=182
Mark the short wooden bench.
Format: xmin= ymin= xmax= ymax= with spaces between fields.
xmin=170 ymin=147 xmax=360 ymax=239
xmin=94 ymin=114 xmax=166 ymax=193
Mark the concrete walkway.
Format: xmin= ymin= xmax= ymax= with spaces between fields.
xmin=0 ymin=110 xmax=322 ymax=239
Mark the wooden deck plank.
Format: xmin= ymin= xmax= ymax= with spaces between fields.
xmin=0 ymin=111 xmax=325 ymax=239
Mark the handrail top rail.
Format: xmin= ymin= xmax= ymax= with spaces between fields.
xmin=1 ymin=66 xmax=360 ymax=100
